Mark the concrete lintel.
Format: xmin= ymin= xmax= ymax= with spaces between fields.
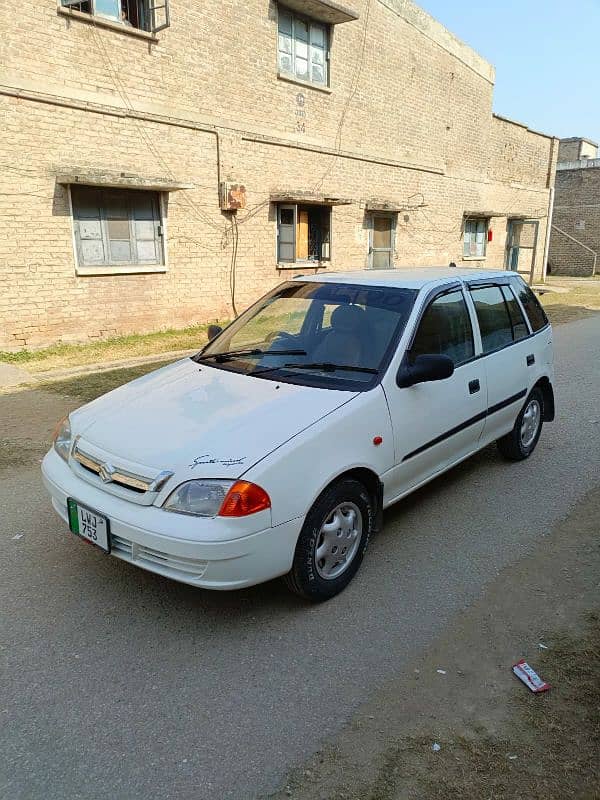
xmin=270 ymin=192 xmax=353 ymax=205
xmin=278 ymin=0 xmax=359 ymax=25
xmin=56 ymin=173 xmax=193 ymax=191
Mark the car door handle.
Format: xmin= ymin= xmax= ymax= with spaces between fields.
xmin=526 ymin=354 xmax=535 ymax=366
xmin=468 ymin=379 xmax=480 ymax=394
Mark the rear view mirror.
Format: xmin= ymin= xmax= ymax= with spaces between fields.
xmin=397 ymin=354 xmax=454 ymax=388
xmin=207 ymin=324 xmax=223 ymax=342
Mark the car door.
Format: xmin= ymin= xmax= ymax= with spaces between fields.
xmin=382 ymin=285 xmax=487 ymax=503
xmin=466 ymin=282 xmax=533 ymax=444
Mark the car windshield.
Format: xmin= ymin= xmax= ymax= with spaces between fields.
xmin=194 ymin=281 xmax=418 ymax=390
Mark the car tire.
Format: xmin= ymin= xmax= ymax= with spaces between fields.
xmin=496 ymin=387 xmax=544 ymax=461
xmin=285 ymin=478 xmax=373 ymax=602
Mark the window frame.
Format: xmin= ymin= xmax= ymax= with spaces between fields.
xmin=463 ymin=217 xmax=489 ymax=260
xmin=277 ymin=5 xmax=330 ymax=88
xmin=406 ymin=284 xmax=475 ymax=368
xmin=69 ymin=185 xmax=167 ymax=276
xmin=469 ymin=284 xmax=517 ymax=355
xmin=58 ymin=0 xmax=170 ymax=35
xmin=276 ymin=203 xmax=332 ymax=267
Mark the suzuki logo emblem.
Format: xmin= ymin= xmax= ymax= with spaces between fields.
xmin=98 ymin=462 xmax=115 ymax=483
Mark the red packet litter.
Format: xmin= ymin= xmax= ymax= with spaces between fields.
xmin=512 ymin=659 xmax=551 ymax=693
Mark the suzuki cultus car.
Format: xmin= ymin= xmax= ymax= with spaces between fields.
xmin=42 ymin=268 xmax=554 ymax=600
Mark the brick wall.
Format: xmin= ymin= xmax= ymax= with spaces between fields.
xmin=549 ymin=167 xmax=600 ymax=277
xmin=0 ymin=0 xmax=557 ymax=349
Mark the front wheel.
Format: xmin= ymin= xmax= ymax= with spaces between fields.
xmin=496 ymin=387 xmax=544 ymax=461
xmin=285 ymin=478 xmax=373 ymax=601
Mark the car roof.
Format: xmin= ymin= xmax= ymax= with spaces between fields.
xmin=294 ymin=267 xmax=513 ymax=290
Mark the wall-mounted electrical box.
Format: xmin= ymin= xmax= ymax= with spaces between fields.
xmin=219 ymin=182 xmax=247 ymax=211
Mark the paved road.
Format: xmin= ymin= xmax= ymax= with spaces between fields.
xmin=2 ymin=316 xmax=599 ymax=800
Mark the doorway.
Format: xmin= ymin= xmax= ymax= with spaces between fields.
xmin=369 ymin=214 xmax=396 ymax=269
xmin=505 ymin=219 xmax=539 ymax=283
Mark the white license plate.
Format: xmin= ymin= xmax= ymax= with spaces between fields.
xmin=67 ymin=498 xmax=110 ymax=553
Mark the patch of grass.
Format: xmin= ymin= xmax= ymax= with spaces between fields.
xmin=39 ymin=360 xmax=176 ymax=403
xmin=539 ymin=279 xmax=600 ymax=325
xmin=0 ymin=323 xmax=227 ymax=374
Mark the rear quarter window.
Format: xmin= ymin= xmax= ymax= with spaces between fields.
xmin=512 ymin=279 xmax=549 ymax=332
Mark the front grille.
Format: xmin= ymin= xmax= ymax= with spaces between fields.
xmin=110 ymin=533 xmax=208 ymax=580
xmin=69 ymin=437 xmax=173 ymax=504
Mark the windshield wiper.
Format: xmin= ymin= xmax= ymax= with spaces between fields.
xmin=253 ymin=361 xmax=379 ymax=376
xmin=195 ymin=348 xmax=307 ymax=364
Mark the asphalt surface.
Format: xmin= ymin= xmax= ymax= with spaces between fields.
xmin=1 ymin=316 xmax=599 ymax=800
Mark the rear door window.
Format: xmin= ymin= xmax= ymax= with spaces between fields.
xmin=470 ymin=286 xmax=514 ymax=353
xmin=512 ymin=279 xmax=549 ymax=332
xmin=411 ymin=290 xmax=474 ymax=366
xmin=500 ymin=285 xmax=529 ymax=340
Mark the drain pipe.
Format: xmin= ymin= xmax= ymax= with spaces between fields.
xmin=541 ymin=186 xmax=555 ymax=283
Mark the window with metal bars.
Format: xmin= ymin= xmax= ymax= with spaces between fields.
xmin=71 ymin=186 xmax=165 ymax=269
xmin=277 ymin=7 xmax=328 ymax=86
xmin=60 ymin=0 xmax=170 ymax=33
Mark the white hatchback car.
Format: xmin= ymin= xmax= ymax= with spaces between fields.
xmin=42 ymin=268 xmax=554 ymax=601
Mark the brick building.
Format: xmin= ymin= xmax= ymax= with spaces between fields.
xmin=0 ymin=0 xmax=558 ymax=350
xmin=548 ymin=137 xmax=599 ymax=277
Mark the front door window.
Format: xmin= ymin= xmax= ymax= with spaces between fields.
xmin=369 ymin=215 xmax=395 ymax=269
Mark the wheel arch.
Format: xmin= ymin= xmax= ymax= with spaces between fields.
xmin=534 ymin=376 xmax=555 ymax=422
xmin=317 ymin=467 xmax=384 ymax=533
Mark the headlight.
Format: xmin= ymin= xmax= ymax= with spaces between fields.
xmin=163 ymin=479 xmax=271 ymax=517
xmin=52 ymin=416 xmax=72 ymax=462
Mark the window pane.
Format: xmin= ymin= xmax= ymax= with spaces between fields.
xmin=80 ymin=239 xmax=106 ymax=264
xmin=132 ymin=194 xmax=155 ymax=220
xmin=295 ymin=18 xmax=308 ymax=40
xmin=513 ymin=280 xmax=548 ymax=332
xmin=136 ymin=240 xmax=158 ymax=262
xmin=310 ymin=24 xmax=325 ymax=47
xmin=110 ymin=240 xmax=132 ymax=262
xmin=278 ymin=11 xmax=292 ymax=34
xmin=279 ymin=52 xmax=293 ymax=73
xmin=501 ymin=285 xmax=529 ymax=340
xmin=134 ymin=220 xmax=156 ymax=240
xmin=471 ymin=286 xmax=513 ymax=353
xmin=107 ymin=218 xmax=130 ymax=240
xmin=295 ymin=57 xmax=309 ymax=79
xmin=95 ymin=0 xmax=120 ymax=19
xmin=278 ymin=33 xmax=292 ymax=54
xmin=295 ymin=39 xmax=308 ymax=59
xmin=411 ymin=290 xmax=474 ymax=365
xmin=78 ymin=219 xmax=102 ymax=240
xmin=311 ymin=63 xmax=325 ymax=83
xmin=280 ymin=208 xmax=294 ymax=226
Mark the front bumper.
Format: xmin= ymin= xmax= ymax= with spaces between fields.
xmin=41 ymin=449 xmax=302 ymax=590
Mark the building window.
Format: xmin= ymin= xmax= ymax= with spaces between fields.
xmin=60 ymin=0 xmax=169 ymax=33
xmin=463 ymin=218 xmax=488 ymax=259
xmin=277 ymin=204 xmax=331 ymax=264
xmin=71 ymin=186 xmax=164 ymax=270
xmin=278 ymin=8 xmax=328 ymax=86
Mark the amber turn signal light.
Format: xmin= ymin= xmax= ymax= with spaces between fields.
xmin=218 ymin=481 xmax=271 ymax=517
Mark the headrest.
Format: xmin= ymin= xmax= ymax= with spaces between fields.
xmin=331 ymin=304 xmax=364 ymax=332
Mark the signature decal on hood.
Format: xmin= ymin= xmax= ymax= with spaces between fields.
xmin=189 ymin=454 xmax=247 ymax=469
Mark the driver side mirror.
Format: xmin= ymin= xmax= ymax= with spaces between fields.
xmin=396 ymin=354 xmax=454 ymax=388
xmin=207 ymin=324 xmax=223 ymax=342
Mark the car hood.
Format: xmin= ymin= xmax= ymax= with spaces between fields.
xmin=71 ymin=358 xmax=357 ymax=479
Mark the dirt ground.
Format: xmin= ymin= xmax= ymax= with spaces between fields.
xmin=540 ymin=276 xmax=600 ymax=325
xmin=267 ymin=489 xmax=600 ymax=800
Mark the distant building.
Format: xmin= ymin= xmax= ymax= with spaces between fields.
xmin=549 ymin=137 xmax=600 ymax=276
xmin=0 ymin=0 xmax=558 ymax=350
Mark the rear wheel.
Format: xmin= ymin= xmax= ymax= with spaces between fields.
xmin=285 ymin=478 xmax=373 ymax=601
xmin=496 ymin=387 xmax=544 ymax=461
